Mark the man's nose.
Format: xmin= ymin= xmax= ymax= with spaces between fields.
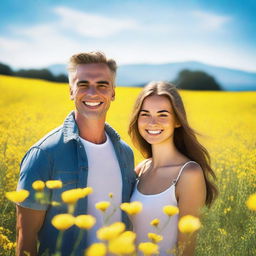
xmin=86 ymin=86 xmax=97 ymax=96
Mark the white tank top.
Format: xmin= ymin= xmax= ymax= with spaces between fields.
xmin=80 ymin=133 xmax=122 ymax=246
xmin=130 ymin=161 xmax=197 ymax=256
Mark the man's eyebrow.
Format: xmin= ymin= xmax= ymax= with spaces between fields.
xmin=96 ymin=81 xmax=110 ymax=85
xmin=77 ymin=80 xmax=111 ymax=85
xmin=77 ymin=80 xmax=89 ymax=85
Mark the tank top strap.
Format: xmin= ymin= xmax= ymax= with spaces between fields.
xmin=172 ymin=161 xmax=198 ymax=186
xmin=137 ymin=159 xmax=151 ymax=179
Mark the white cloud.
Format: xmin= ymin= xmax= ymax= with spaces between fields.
xmin=192 ymin=10 xmax=231 ymax=31
xmin=0 ymin=6 xmax=255 ymax=72
xmin=0 ymin=37 xmax=27 ymax=51
xmin=54 ymin=6 xmax=138 ymax=37
xmin=0 ymin=25 xmax=85 ymax=68
xmin=0 ymin=6 xmax=139 ymax=67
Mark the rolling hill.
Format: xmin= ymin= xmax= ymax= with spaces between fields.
xmin=48 ymin=61 xmax=256 ymax=91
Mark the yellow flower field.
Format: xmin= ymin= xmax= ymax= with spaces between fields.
xmin=0 ymin=75 xmax=255 ymax=255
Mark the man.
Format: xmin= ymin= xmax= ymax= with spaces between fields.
xmin=16 ymin=52 xmax=136 ymax=256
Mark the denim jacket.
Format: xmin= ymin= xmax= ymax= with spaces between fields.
xmin=17 ymin=112 xmax=136 ymax=256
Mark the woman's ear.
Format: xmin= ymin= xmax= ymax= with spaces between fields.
xmin=175 ymin=119 xmax=181 ymax=128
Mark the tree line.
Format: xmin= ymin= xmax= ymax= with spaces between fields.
xmin=0 ymin=62 xmax=68 ymax=83
xmin=0 ymin=62 xmax=222 ymax=90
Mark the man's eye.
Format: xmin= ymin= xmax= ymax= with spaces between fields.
xmin=78 ymin=84 xmax=87 ymax=87
xmin=99 ymin=84 xmax=107 ymax=88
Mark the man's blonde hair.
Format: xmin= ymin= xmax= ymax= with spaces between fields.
xmin=68 ymin=51 xmax=117 ymax=85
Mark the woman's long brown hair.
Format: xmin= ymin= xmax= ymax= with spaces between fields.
xmin=128 ymin=81 xmax=218 ymax=207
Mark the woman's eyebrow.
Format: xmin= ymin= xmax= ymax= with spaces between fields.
xmin=157 ymin=110 xmax=170 ymax=113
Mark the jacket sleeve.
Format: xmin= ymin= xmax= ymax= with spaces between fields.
xmin=17 ymin=146 xmax=52 ymax=210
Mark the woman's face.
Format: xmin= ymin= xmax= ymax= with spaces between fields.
xmin=138 ymin=95 xmax=180 ymax=145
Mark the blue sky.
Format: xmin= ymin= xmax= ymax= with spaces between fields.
xmin=0 ymin=0 xmax=255 ymax=71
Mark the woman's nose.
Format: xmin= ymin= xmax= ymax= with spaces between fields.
xmin=148 ymin=117 xmax=158 ymax=125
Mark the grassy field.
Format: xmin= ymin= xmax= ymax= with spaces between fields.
xmin=0 ymin=75 xmax=255 ymax=255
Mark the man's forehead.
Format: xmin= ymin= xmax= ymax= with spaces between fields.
xmin=70 ymin=63 xmax=115 ymax=85
xmin=76 ymin=63 xmax=110 ymax=73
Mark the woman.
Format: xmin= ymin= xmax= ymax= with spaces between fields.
xmin=128 ymin=81 xmax=217 ymax=255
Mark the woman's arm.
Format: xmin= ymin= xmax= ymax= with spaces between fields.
xmin=175 ymin=164 xmax=206 ymax=256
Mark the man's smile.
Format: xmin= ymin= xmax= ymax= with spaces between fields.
xmin=83 ymin=101 xmax=103 ymax=107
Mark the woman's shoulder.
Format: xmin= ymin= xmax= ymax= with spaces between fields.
xmin=176 ymin=161 xmax=207 ymax=211
xmin=179 ymin=161 xmax=204 ymax=182
xmin=176 ymin=161 xmax=206 ymax=196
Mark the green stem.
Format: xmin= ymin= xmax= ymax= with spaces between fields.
xmin=70 ymin=229 xmax=84 ymax=256
xmin=104 ymin=199 xmax=118 ymax=225
xmin=158 ymin=216 xmax=171 ymax=234
xmin=55 ymin=230 xmax=64 ymax=255
xmin=104 ymin=207 xmax=117 ymax=225
xmin=68 ymin=204 xmax=75 ymax=214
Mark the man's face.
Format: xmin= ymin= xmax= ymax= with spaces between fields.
xmin=70 ymin=63 xmax=115 ymax=120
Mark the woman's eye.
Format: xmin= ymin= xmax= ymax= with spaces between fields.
xmin=140 ymin=113 xmax=149 ymax=117
xmin=159 ymin=114 xmax=168 ymax=117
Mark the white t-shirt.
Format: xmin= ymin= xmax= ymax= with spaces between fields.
xmin=80 ymin=133 xmax=122 ymax=245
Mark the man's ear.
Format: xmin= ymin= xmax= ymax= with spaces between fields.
xmin=69 ymin=86 xmax=74 ymax=100
xmin=111 ymin=90 xmax=115 ymax=101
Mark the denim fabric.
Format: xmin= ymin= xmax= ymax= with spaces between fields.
xmin=17 ymin=111 xmax=136 ymax=256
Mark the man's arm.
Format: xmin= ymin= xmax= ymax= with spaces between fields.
xmin=16 ymin=205 xmax=46 ymax=256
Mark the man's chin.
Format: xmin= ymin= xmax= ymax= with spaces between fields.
xmin=75 ymin=110 xmax=106 ymax=121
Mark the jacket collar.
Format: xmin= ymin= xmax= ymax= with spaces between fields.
xmin=63 ymin=111 xmax=120 ymax=143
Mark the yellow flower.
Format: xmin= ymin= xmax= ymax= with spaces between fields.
xmin=97 ymin=222 xmax=125 ymax=241
xmin=224 ymin=207 xmax=231 ymax=214
xmin=75 ymin=215 xmax=96 ymax=229
xmin=46 ymin=180 xmax=62 ymax=189
xmin=150 ymin=218 xmax=160 ymax=227
xmin=51 ymin=201 xmax=61 ymax=207
xmin=108 ymin=192 xmax=114 ymax=198
xmin=51 ymin=214 xmax=75 ymax=230
xmin=108 ymin=231 xmax=136 ymax=255
xmin=35 ymin=192 xmax=44 ymax=200
xmin=148 ymin=233 xmax=163 ymax=243
xmin=120 ymin=201 xmax=143 ymax=215
xmin=178 ymin=215 xmax=201 ymax=233
xmin=163 ymin=205 xmax=179 ymax=217
xmin=5 ymin=190 xmax=29 ymax=203
xmin=32 ymin=180 xmax=45 ymax=191
xmin=82 ymin=187 xmax=93 ymax=197
xmin=95 ymin=201 xmax=110 ymax=212
xmin=138 ymin=242 xmax=159 ymax=255
xmin=218 ymin=228 xmax=227 ymax=236
xmin=61 ymin=188 xmax=85 ymax=204
xmin=246 ymin=193 xmax=256 ymax=211
xmin=85 ymin=242 xmax=107 ymax=256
